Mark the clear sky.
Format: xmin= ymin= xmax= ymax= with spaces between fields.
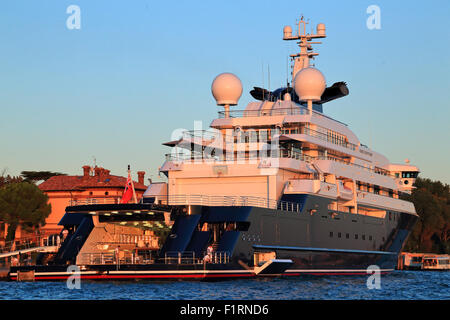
xmin=1 ymin=0 xmax=449 ymax=184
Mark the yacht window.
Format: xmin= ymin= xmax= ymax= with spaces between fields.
xmin=374 ymin=185 xmax=380 ymax=195
xmin=236 ymin=221 xmax=250 ymax=231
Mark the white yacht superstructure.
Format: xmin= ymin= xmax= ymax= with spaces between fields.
xmin=149 ymin=17 xmax=418 ymax=221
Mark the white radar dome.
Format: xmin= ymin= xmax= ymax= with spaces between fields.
xmin=317 ymin=23 xmax=326 ymax=36
xmin=293 ymin=67 xmax=326 ymax=101
xmin=211 ymin=73 xmax=243 ymax=106
xmin=283 ymin=25 xmax=292 ymax=38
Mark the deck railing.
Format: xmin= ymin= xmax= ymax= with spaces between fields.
xmin=69 ymin=197 xmax=122 ymax=206
xmin=217 ymin=104 xmax=348 ymax=126
xmin=164 ymin=151 xmax=394 ymax=178
xmin=0 ymin=234 xmax=60 ymax=255
xmin=78 ymin=251 xmax=230 ymax=265
xmin=167 ymin=194 xmax=302 ymax=213
xmin=218 ymin=106 xmax=310 ymax=118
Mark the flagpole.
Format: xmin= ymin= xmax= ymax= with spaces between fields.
xmin=129 ymin=165 xmax=138 ymax=204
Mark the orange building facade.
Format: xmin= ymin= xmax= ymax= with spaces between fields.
xmin=37 ymin=166 xmax=147 ymax=236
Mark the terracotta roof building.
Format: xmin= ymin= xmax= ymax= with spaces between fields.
xmin=38 ymin=165 xmax=147 ymax=235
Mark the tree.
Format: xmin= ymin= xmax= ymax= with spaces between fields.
xmin=20 ymin=171 xmax=66 ymax=183
xmin=0 ymin=170 xmax=23 ymax=188
xmin=403 ymin=177 xmax=450 ymax=253
xmin=0 ymin=182 xmax=51 ymax=242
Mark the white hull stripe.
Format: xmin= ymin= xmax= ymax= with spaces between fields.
xmin=10 ymin=269 xmax=254 ymax=277
xmin=10 ymin=268 xmax=394 ymax=277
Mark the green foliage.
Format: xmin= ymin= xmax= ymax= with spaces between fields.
xmin=403 ymin=177 xmax=450 ymax=253
xmin=20 ymin=171 xmax=66 ymax=183
xmin=0 ymin=182 xmax=51 ymax=241
xmin=0 ymin=174 xmax=23 ymax=188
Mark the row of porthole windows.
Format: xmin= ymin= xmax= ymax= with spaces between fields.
xmin=329 ymin=231 xmax=374 ymax=241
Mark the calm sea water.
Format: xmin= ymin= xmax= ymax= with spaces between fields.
xmin=0 ymin=271 xmax=448 ymax=300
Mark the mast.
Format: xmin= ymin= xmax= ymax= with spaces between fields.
xmin=283 ymin=16 xmax=326 ymax=84
xmin=128 ymin=164 xmax=138 ymax=204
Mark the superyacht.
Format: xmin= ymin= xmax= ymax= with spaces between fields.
xmin=10 ymin=16 xmax=420 ymax=280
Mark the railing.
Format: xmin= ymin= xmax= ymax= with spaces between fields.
xmin=164 ymin=251 xmax=197 ymax=264
xmin=279 ymin=149 xmax=316 ymax=162
xmin=96 ymin=234 xmax=159 ymax=248
xmin=79 ymin=253 xmax=116 ymax=265
xmin=164 ymin=151 xmax=394 ymax=178
xmin=181 ymin=127 xmax=358 ymax=152
xmin=167 ymin=194 xmax=302 ymax=213
xmin=79 ymin=251 xmax=155 ymax=265
xmin=78 ymin=251 xmax=230 ymax=265
xmin=0 ymin=234 xmax=60 ymax=255
xmin=314 ymin=156 xmax=394 ymax=177
xmin=165 ymin=150 xmax=313 ymax=163
xmin=218 ymin=106 xmax=310 ymax=118
xmin=182 ymin=130 xmax=220 ymax=141
xmin=165 ymin=152 xmax=211 ymax=162
xmin=69 ymin=197 xmax=122 ymax=206
xmin=297 ymin=127 xmax=358 ymax=151
xmin=217 ymin=104 xmax=348 ymax=126
xmin=164 ymin=251 xmax=230 ymax=264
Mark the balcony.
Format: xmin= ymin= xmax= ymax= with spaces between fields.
xmin=164 ymin=150 xmax=394 ymax=179
xmin=167 ymin=194 xmax=302 ymax=213
xmin=217 ymin=105 xmax=348 ymax=126
xmin=281 ymin=127 xmax=358 ymax=151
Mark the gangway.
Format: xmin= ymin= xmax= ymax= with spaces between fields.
xmin=0 ymin=235 xmax=61 ymax=259
xmin=0 ymin=246 xmax=58 ymax=259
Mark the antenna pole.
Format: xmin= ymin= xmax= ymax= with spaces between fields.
xmin=128 ymin=164 xmax=138 ymax=204
xmin=283 ymin=16 xmax=326 ymax=83
xmin=262 ymin=61 xmax=265 ymax=99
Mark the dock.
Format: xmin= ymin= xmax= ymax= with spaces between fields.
xmin=0 ymin=267 xmax=10 ymax=280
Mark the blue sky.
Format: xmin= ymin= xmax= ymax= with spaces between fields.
xmin=0 ymin=0 xmax=449 ymax=184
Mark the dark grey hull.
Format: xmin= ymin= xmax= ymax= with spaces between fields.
xmin=230 ymin=195 xmax=417 ymax=273
xmin=14 ymin=195 xmax=416 ymax=281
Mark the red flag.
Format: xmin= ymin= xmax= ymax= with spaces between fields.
xmin=120 ymin=173 xmax=133 ymax=204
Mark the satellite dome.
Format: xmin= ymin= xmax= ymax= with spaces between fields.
xmin=283 ymin=25 xmax=292 ymax=38
xmin=316 ymin=23 xmax=326 ymax=36
xmin=293 ymin=67 xmax=326 ymax=101
xmin=211 ymin=73 xmax=243 ymax=106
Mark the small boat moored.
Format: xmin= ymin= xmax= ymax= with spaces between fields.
xmin=422 ymin=255 xmax=450 ymax=271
